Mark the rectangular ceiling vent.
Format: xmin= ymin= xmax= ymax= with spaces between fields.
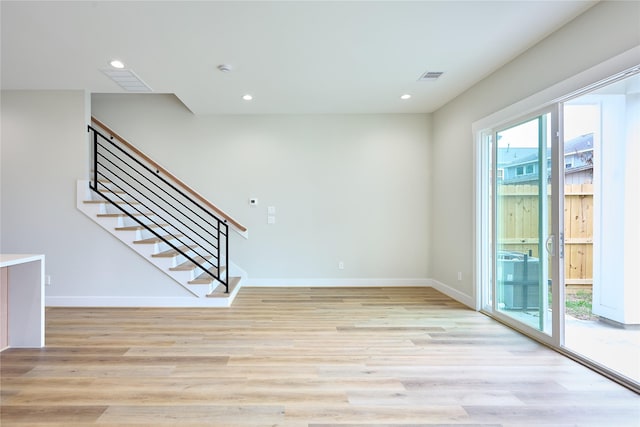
xmin=101 ymin=69 xmax=152 ymax=92
xmin=418 ymin=71 xmax=444 ymax=82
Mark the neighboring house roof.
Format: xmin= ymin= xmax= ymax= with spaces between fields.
xmin=497 ymin=147 xmax=539 ymax=168
xmin=498 ymin=133 xmax=593 ymax=168
xmin=564 ymin=133 xmax=594 ymax=153
xmin=497 ymin=133 xmax=593 ymax=184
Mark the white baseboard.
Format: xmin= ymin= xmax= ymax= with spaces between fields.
xmin=45 ymin=278 xmax=476 ymax=309
xmin=46 ymin=295 xmax=234 ymax=308
xmin=428 ymin=278 xmax=476 ymax=309
xmin=243 ymin=278 xmax=431 ymax=287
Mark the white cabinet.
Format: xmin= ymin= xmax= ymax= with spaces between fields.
xmin=0 ymin=254 xmax=45 ymax=349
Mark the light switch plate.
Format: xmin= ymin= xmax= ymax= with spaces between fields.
xmin=267 ymin=206 xmax=276 ymax=215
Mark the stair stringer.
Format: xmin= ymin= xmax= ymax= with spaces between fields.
xmin=76 ymin=180 xmax=245 ymax=307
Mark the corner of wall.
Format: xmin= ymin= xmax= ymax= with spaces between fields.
xmin=428 ymin=278 xmax=476 ymax=310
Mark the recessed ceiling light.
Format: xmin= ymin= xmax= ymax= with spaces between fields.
xmin=242 ymin=94 xmax=253 ymax=101
xmin=109 ymin=59 xmax=125 ymax=69
xmin=400 ymin=94 xmax=412 ymax=100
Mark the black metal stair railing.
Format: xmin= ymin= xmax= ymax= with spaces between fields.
xmin=88 ymin=125 xmax=229 ymax=293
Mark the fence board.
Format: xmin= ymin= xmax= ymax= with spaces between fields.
xmin=497 ymin=184 xmax=593 ymax=289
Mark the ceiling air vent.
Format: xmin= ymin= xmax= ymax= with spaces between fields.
xmin=101 ymin=69 xmax=152 ymax=92
xmin=418 ymin=71 xmax=444 ymax=82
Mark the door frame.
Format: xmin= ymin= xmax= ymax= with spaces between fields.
xmin=477 ymin=106 xmax=563 ymax=347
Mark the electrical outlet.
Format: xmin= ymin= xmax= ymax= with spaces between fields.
xmin=457 ymin=272 xmax=462 ymax=281
xmin=338 ymin=261 xmax=344 ymax=270
xmin=45 ymin=275 xmax=52 ymax=286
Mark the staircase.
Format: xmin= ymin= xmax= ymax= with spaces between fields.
xmin=77 ymin=119 xmax=247 ymax=307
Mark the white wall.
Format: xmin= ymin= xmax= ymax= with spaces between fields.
xmin=1 ymin=90 xmax=191 ymax=299
xmin=430 ymin=1 xmax=640 ymax=301
xmin=3 ymin=1 xmax=637 ymax=305
xmin=92 ymin=94 xmax=431 ymax=282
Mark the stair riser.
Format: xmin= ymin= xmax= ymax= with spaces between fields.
xmin=127 ymin=227 xmax=180 ymax=241
xmin=121 ymin=216 xmax=155 ymax=226
xmin=132 ymin=238 xmax=190 ymax=255
xmin=102 ymin=204 xmax=147 ymax=216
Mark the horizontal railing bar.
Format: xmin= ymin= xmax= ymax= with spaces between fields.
xmin=95 ymin=148 xmax=222 ymax=243
xmin=96 ymin=142 xmax=222 ymax=235
xmin=94 ymin=133 xmax=222 ymax=234
xmin=95 ymin=162 xmax=222 ymax=246
xmin=96 ymin=169 xmax=220 ymax=263
xmin=97 ymin=186 xmax=220 ymax=261
xmin=90 ymin=118 xmax=247 ymax=233
xmin=93 ymin=179 xmax=222 ymax=282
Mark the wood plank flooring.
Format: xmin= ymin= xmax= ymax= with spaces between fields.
xmin=1 ymin=287 xmax=638 ymax=426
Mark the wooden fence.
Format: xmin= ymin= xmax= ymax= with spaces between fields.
xmin=497 ymin=183 xmax=593 ymax=292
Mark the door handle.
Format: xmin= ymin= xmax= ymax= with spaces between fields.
xmin=545 ymin=234 xmax=555 ymax=256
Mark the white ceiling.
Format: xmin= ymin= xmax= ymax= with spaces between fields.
xmin=1 ymin=1 xmax=596 ymax=115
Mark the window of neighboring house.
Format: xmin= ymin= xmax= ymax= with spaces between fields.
xmin=526 ymin=164 xmax=534 ymax=174
xmin=516 ymin=166 xmax=524 ymax=176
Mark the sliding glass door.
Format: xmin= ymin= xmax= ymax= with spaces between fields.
xmin=493 ymin=113 xmax=556 ymax=334
xmin=479 ymin=68 xmax=639 ymax=390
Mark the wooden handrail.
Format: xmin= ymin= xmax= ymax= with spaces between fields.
xmin=90 ymin=116 xmax=247 ymax=233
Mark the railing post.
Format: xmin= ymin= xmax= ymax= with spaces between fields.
xmin=224 ymin=222 xmax=229 ymax=293
xmin=92 ymin=129 xmax=98 ymax=191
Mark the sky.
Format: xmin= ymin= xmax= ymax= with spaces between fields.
xmin=496 ymin=104 xmax=599 ymax=149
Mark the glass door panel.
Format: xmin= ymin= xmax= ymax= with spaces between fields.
xmin=562 ymin=73 xmax=640 ymax=385
xmin=494 ymin=114 xmax=552 ymax=333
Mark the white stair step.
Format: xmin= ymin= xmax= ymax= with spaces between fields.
xmin=169 ymin=256 xmax=213 ymax=271
xmin=84 ymin=199 xmax=141 ymax=205
xmin=133 ymin=234 xmax=183 ymax=244
xmin=97 ymin=212 xmax=154 ymax=218
xmin=115 ymin=224 xmax=168 ymax=231
xmin=99 ymin=188 xmax=126 ymax=195
xmin=188 ymin=266 xmax=226 ymax=285
xmin=151 ymin=245 xmax=197 ymax=258
xmin=207 ymin=277 xmax=241 ymax=297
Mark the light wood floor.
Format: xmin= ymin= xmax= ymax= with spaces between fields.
xmin=1 ymin=287 xmax=638 ymax=426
